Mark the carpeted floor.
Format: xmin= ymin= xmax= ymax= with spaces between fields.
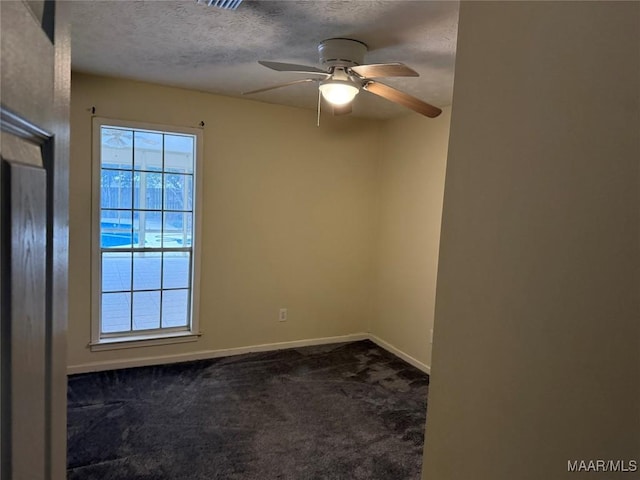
xmin=67 ymin=340 xmax=429 ymax=480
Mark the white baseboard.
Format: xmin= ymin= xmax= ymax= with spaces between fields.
xmin=67 ymin=333 xmax=369 ymax=375
xmin=67 ymin=332 xmax=431 ymax=376
xmin=367 ymin=334 xmax=431 ymax=374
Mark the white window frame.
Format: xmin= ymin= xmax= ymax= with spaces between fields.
xmin=90 ymin=117 xmax=203 ymax=351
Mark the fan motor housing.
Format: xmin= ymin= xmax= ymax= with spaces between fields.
xmin=318 ymin=38 xmax=368 ymax=67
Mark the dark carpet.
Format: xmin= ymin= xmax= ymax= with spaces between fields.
xmin=67 ymin=340 xmax=429 ymax=480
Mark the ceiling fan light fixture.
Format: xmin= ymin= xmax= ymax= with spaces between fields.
xmin=319 ymin=81 xmax=359 ymax=106
xmin=249 ymin=38 xmax=441 ymax=118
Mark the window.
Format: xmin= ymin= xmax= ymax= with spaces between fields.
xmin=91 ymin=118 xmax=202 ymax=349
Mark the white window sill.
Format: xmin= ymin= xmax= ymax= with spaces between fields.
xmin=89 ymin=331 xmax=201 ymax=352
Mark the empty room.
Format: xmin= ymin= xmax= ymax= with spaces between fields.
xmin=1 ymin=1 xmax=638 ymax=480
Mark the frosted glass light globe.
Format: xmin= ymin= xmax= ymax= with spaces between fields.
xmin=319 ymin=81 xmax=359 ymax=106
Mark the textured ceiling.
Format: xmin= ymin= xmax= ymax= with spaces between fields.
xmin=71 ymin=1 xmax=459 ymax=119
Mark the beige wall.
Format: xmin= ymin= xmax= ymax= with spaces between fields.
xmin=68 ymin=73 xmax=383 ymax=368
xmin=371 ymin=109 xmax=451 ymax=367
xmin=424 ymin=2 xmax=640 ymax=479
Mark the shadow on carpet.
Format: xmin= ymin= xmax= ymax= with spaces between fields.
xmin=68 ymin=340 xmax=429 ymax=480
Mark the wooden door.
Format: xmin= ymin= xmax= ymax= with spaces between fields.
xmin=0 ymin=1 xmax=70 ymax=479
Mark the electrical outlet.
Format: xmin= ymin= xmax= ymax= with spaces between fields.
xmin=429 ymin=329 xmax=434 ymax=344
xmin=279 ymin=308 xmax=287 ymax=322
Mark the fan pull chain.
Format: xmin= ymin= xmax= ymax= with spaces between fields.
xmin=317 ymin=88 xmax=321 ymax=127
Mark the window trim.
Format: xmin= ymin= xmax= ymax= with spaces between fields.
xmin=91 ymin=117 xmax=203 ymax=349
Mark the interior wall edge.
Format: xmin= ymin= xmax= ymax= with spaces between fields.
xmin=367 ymin=333 xmax=431 ymax=374
xmin=369 ymin=107 xmax=452 ymax=368
xmin=66 ymin=332 xmax=431 ymax=375
xmin=67 ymin=333 xmax=369 ymax=375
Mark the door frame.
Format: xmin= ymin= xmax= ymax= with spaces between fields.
xmin=0 ymin=1 xmax=70 ymax=478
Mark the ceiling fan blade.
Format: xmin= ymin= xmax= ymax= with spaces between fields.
xmin=363 ymin=81 xmax=442 ymax=118
xmin=350 ymin=63 xmax=419 ymax=78
xmin=242 ymin=78 xmax=318 ymax=95
xmin=258 ymin=61 xmax=330 ymax=76
xmin=332 ymin=103 xmax=352 ymax=116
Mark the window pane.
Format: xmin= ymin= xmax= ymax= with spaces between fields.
xmin=132 ymin=291 xmax=160 ymax=330
xmin=163 ymin=252 xmax=190 ymax=289
xmin=98 ymin=124 xmax=196 ymax=339
xmin=133 ymin=252 xmax=161 ymax=290
xmin=133 ymin=211 xmax=162 ymax=248
xmin=187 ymin=177 xmax=193 ymax=211
xmin=133 ymin=172 xmax=163 ymax=210
xmin=101 ymin=210 xmax=133 ymax=248
xmin=164 ymin=174 xmax=192 ymax=211
xmin=163 ymin=212 xmax=191 ymax=247
xmin=164 ymin=135 xmax=193 ymax=173
xmin=102 ymin=252 xmax=131 ymax=292
xmin=101 ymin=292 xmax=131 ymax=333
xmin=185 ymin=214 xmax=193 ymax=248
xmin=162 ymin=289 xmax=189 ymax=328
xmin=101 ymin=128 xmax=133 ymax=169
xmin=101 ymin=170 xmax=132 ymax=209
xmin=134 ymin=131 xmax=163 ymax=172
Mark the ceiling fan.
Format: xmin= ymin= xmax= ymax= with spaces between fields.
xmin=243 ymin=38 xmax=442 ymax=118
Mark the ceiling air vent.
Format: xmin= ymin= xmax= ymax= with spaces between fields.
xmin=197 ymin=0 xmax=243 ymax=10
